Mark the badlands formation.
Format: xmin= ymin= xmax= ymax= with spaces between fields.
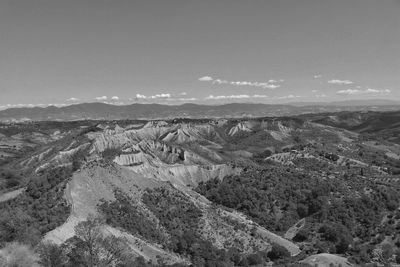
xmin=26 ymin=119 xmax=307 ymax=263
xmin=3 ymin=112 xmax=400 ymax=265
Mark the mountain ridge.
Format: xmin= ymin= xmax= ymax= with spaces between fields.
xmin=1 ymin=100 xmax=399 ymax=122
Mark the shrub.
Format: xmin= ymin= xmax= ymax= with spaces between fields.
xmin=293 ymin=229 xmax=309 ymax=242
xmin=267 ymin=244 xmax=290 ymax=261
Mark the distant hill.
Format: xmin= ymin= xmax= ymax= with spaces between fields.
xmin=308 ymin=110 xmax=400 ymax=144
xmin=288 ymin=99 xmax=400 ymax=107
xmin=0 ymin=101 xmax=399 ymax=122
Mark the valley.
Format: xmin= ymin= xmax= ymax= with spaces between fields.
xmin=1 ymin=110 xmax=400 ymax=266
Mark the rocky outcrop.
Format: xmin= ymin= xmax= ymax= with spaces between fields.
xmin=284 ymin=218 xmax=306 ymax=240
xmin=228 ymin=122 xmax=253 ymax=136
xmin=35 ymin=143 xmax=90 ymax=172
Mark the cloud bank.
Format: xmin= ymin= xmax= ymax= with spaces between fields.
xmin=135 ymin=93 xmax=173 ymax=99
xmin=328 ymin=79 xmax=354 ymax=85
xmin=337 ymin=88 xmax=391 ymax=95
xmin=199 ymin=76 xmax=282 ymax=89
xmin=198 ymin=76 xmax=213 ymax=82
xmin=95 ymin=96 xmax=108 ymax=101
xmin=205 ymin=94 xmax=269 ymax=100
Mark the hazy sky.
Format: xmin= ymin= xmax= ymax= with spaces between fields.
xmin=0 ymin=0 xmax=399 ymax=107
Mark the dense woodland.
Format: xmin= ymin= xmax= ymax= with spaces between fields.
xmin=196 ymin=163 xmax=400 ymax=265
xmin=0 ymin=166 xmax=72 ymax=246
xmin=99 ymin=187 xmax=290 ymax=266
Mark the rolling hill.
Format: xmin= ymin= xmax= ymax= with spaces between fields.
xmin=0 ymin=101 xmax=399 ymax=122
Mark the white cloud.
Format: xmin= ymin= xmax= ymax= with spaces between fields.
xmin=337 ymin=88 xmax=391 ymax=95
xmin=111 ymin=96 xmax=119 ymax=100
xmin=134 ymin=93 xmax=172 ymax=99
xmin=336 ymin=89 xmax=360 ymax=95
xmin=1 ymin=103 xmax=73 ymax=109
xmin=278 ymin=94 xmax=301 ymax=99
xmin=213 ymin=79 xmax=229 ymax=84
xmin=328 ymin=79 xmax=354 ymax=85
xmin=311 ymin=90 xmax=319 ymax=93
xmin=95 ymin=96 xmax=107 ymax=101
xmin=205 ymin=94 xmax=269 ymax=100
xmin=136 ymin=94 xmax=147 ymax=99
xmin=150 ymin=93 xmax=171 ymax=98
xmin=199 ymin=76 xmax=282 ymax=89
xmin=263 ymin=84 xmax=280 ymax=89
xmin=314 ymin=75 xmax=322 ymax=79
xmin=178 ymin=97 xmax=197 ymax=101
xmin=67 ymin=97 xmax=80 ymax=102
xmin=229 ymin=81 xmax=280 ymax=89
xmin=132 ymin=93 xmax=197 ymax=102
xmin=198 ymin=76 xmax=213 ymax=81
xmin=206 ymin=94 xmax=250 ymax=100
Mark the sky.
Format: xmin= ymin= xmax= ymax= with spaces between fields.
xmin=0 ymin=0 xmax=399 ymax=108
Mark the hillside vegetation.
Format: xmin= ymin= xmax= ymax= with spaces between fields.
xmin=1 ymin=111 xmax=400 ymax=266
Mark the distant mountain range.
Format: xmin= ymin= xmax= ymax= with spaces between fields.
xmin=0 ymin=100 xmax=399 ymax=122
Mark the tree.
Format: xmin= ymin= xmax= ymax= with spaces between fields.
xmin=36 ymin=241 xmax=67 ymax=267
xmin=64 ymin=216 xmax=129 ymax=267
xmin=293 ymin=229 xmax=309 ymax=242
xmin=267 ymin=244 xmax=290 ymax=261
xmin=0 ymin=242 xmax=41 ymax=267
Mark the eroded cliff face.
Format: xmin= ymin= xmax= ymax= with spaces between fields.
xmin=33 ymin=120 xmax=304 ymax=264
xmin=86 ymin=122 xmax=242 ymax=188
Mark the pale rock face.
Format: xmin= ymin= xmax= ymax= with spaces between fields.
xmin=35 ymin=143 xmax=90 ymax=172
xmin=161 ymin=124 xmax=221 ymax=144
xmin=228 ymin=122 xmax=252 ymax=136
xmin=284 ymin=218 xmax=306 ymax=240
xmin=90 ymin=122 xmax=238 ymax=187
xmin=89 ymin=131 xmax=134 ymax=152
xmin=114 ymin=151 xmax=163 ymax=167
xmin=162 ymin=128 xmax=196 ymax=143
xmin=126 ymin=163 xmax=241 ymax=188
xmin=22 ymin=147 xmax=54 ymax=167
xmin=264 ymin=121 xmax=293 ymax=141
xmin=114 ymin=124 xmax=124 ymax=133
